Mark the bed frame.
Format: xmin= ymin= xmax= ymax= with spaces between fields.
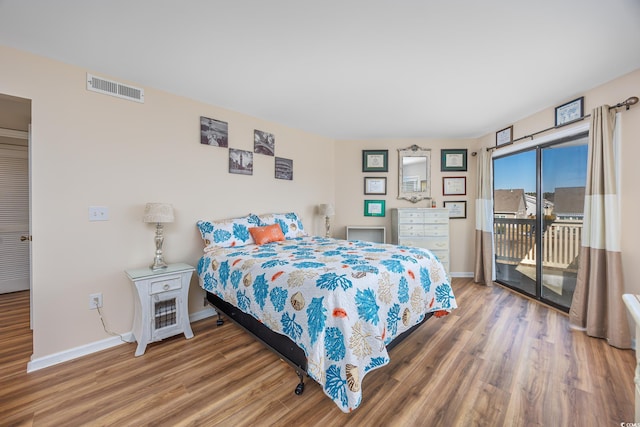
xmin=206 ymin=291 xmax=433 ymax=395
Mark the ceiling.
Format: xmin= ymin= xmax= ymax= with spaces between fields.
xmin=1 ymin=0 xmax=639 ymax=140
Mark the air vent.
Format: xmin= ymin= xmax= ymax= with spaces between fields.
xmin=86 ymin=73 xmax=144 ymax=103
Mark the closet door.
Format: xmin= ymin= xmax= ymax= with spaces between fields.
xmin=0 ymin=146 xmax=29 ymax=293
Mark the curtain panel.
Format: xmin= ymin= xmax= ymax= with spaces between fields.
xmin=474 ymin=148 xmax=495 ymax=285
xmin=569 ymin=106 xmax=630 ymax=349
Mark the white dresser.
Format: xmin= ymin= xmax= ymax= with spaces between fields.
xmin=390 ymin=208 xmax=450 ymax=275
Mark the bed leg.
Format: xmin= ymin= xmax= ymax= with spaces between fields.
xmin=216 ymin=313 xmax=224 ymax=327
xmin=294 ymin=371 xmax=305 ymax=395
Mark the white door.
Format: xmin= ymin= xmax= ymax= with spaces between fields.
xmin=0 ymin=144 xmax=30 ymax=293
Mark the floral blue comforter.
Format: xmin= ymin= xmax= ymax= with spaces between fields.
xmin=197 ymin=236 xmax=457 ymax=412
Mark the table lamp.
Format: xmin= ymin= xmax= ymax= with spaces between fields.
xmin=143 ymin=203 xmax=174 ymax=270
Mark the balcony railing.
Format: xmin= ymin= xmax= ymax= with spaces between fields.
xmin=494 ymin=218 xmax=583 ymax=272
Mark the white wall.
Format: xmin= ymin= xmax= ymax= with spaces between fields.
xmin=333 ymin=138 xmax=478 ymax=276
xmin=0 ymin=45 xmax=335 ymax=360
xmin=3 ymin=41 xmax=639 ymax=362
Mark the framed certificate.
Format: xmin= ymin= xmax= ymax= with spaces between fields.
xmin=555 ymin=97 xmax=584 ymax=126
xmin=496 ymin=126 xmax=513 ymax=147
xmin=443 ymin=200 xmax=467 ymax=219
xmin=364 ymin=200 xmax=386 ymax=217
xmin=443 ymin=177 xmax=466 ymax=196
xmin=440 ymin=149 xmax=467 ymax=172
xmin=364 ymin=177 xmax=387 ymax=195
xmin=362 ymin=150 xmax=388 ymax=172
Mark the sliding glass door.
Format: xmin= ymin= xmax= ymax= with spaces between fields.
xmin=493 ymin=136 xmax=588 ymax=311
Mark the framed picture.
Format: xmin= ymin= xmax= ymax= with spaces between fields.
xmin=443 ymin=176 xmax=466 ymax=195
xmin=555 ymin=96 xmax=584 ymax=126
xmin=229 ymin=149 xmax=253 ymax=175
xmin=275 ymin=157 xmax=293 ymax=180
xmin=254 ymin=129 xmax=275 ymax=156
xmin=440 ymin=149 xmax=467 ymax=172
xmin=364 ymin=199 xmax=386 ymax=217
xmin=200 ymin=116 xmax=229 ymax=147
xmin=443 ymin=200 xmax=467 ymax=219
xmin=362 ymin=150 xmax=388 ymax=172
xmin=364 ymin=177 xmax=387 ymax=195
xmin=496 ymin=126 xmax=513 ymax=147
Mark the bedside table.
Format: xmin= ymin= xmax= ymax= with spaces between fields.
xmin=125 ymin=263 xmax=195 ymax=356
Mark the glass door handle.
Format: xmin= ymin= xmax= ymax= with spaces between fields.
xmin=20 ymin=235 xmax=32 ymax=241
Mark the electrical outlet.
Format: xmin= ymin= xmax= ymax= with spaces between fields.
xmin=89 ymin=293 xmax=103 ymax=309
xmin=88 ymin=206 xmax=109 ymax=221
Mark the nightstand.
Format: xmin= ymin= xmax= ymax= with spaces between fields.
xmin=125 ymin=263 xmax=195 ymax=356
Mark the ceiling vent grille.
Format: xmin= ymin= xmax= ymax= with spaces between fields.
xmin=86 ymin=73 xmax=144 ymax=103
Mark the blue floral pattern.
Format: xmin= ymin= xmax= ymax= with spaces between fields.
xmin=197 ymin=214 xmax=263 ymax=249
xmin=197 ymin=236 xmax=456 ymax=412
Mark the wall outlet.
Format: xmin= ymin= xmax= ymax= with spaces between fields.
xmin=89 ymin=293 xmax=103 ymax=309
xmin=88 ymin=206 xmax=109 ymax=221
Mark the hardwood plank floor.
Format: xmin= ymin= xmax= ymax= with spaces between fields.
xmin=0 ymin=278 xmax=635 ymax=426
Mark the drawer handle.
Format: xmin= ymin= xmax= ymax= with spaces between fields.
xmin=163 ymin=284 xmax=170 ymax=291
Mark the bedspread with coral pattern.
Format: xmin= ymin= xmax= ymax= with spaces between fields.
xmin=197 ymin=236 xmax=457 ymax=412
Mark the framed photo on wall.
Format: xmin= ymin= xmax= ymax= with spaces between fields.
xmin=496 ymin=126 xmax=513 ymax=148
xmin=200 ymin=116 xmax=228 ymax=147
xmin=555 ymin=96 xmax=584 ymax=126
xmin=443 ymin=200 xmax=467 ymax=218
xmin=364 ymin=177 xmax=387 ymax=195
xmin=362 ymin=150 xmax=388 ymax=172
xmin=443 ymin=176 xmax=466 ymax=195
xmin=275 ymin=157 xmax=293 ymax=180
xmin=364 ymin=199 xmax=386 ymax=217
xmin=440 ymin=149 xmax=467 ymax=172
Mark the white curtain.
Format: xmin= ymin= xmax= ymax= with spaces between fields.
xmin=569 ymin=107 xmax=630 ymax=348
xmin=474 ymin=148 xmax=495 ymax=284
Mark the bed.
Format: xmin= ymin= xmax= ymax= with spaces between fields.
xmin=196 ymin=212 xmax=457 ymax=413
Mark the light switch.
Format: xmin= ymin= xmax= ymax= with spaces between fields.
xmin=89 ymin=206 xmax=109 ymax=221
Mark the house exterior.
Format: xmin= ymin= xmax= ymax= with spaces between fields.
xmin=553 ymin=187 xmax=585 ymax=220
xmin=494 ymin=189 xmax=527 ymax=218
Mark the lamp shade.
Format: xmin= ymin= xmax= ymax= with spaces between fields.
xmin=143 ymin=203 xmax=175 ymax=223
xmin=319 ymin=203 xmax=335 ymax=217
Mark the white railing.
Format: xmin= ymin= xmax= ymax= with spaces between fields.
xmin=494 ymin=218 xmax=582 ymax=272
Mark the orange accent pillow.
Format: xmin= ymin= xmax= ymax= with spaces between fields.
xmin=249 ymin=224 xmax=285 ymax=245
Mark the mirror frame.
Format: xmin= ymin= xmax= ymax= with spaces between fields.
xmin=398 ymin=145 xmax=431 ymax=203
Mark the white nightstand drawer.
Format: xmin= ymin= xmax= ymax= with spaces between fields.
xmin=126 ymin=263 xmax=195 ymax=357
xmin=150 ymin=277 xmax=181 ymax=294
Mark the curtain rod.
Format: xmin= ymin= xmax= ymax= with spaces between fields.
xmin=471 ymin=95 xmax=639 ymax=155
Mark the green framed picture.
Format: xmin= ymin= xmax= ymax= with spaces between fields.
xmin=440 ymin=149 xmax=467 ymax=172
xmin=362 ymin=150 xmax=388 ymax=172
xmin=364 ymin=199 xmax=386 ymax=217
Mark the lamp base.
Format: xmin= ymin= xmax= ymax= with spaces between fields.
xmin=150 ymin=258 xmax=168 ymax=271
xmin=150 ymin=222 xmax=168 ymax=270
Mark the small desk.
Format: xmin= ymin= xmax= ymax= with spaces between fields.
xmin=623 ymin=293 xmax=640 ymax=423
xmin=345 ymin=226 xmax=386 ymax=244
xmin=126 ymin=263 xmax=195 ymax=356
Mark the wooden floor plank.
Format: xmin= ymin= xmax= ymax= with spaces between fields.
xmin=0 ymin=280 xmax=635 ymax=426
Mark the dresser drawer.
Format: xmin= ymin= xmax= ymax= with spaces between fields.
xmin=397 ymin=211 xmax=428 ymax=223
xmin=430 ymin=250 xmax=449 ymax=263
xmin=399 ymin=236 xmax=449 ymax=248
xmin=397 ymin=210 xmax=448 ymax=224
xmin=150 ymin=277 xmax=182 ymax=294
xmin=397 ymin=224 xmax=448 ymax=235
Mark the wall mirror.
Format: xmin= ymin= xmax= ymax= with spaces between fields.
xmin=398 ymin=145 xmax=431 ymax=203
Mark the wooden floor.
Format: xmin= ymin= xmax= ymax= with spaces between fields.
xmin=0 ymin=278 xmax=635 ymax=426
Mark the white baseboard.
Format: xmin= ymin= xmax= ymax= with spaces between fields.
xmin=27 ymin=307 xmax=217 ymax=373
xmin=450 ymin=271 xmax=474 ymax=278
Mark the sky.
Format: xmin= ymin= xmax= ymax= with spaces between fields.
xmin=494 ymin=144 xmax=588 ymax=193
